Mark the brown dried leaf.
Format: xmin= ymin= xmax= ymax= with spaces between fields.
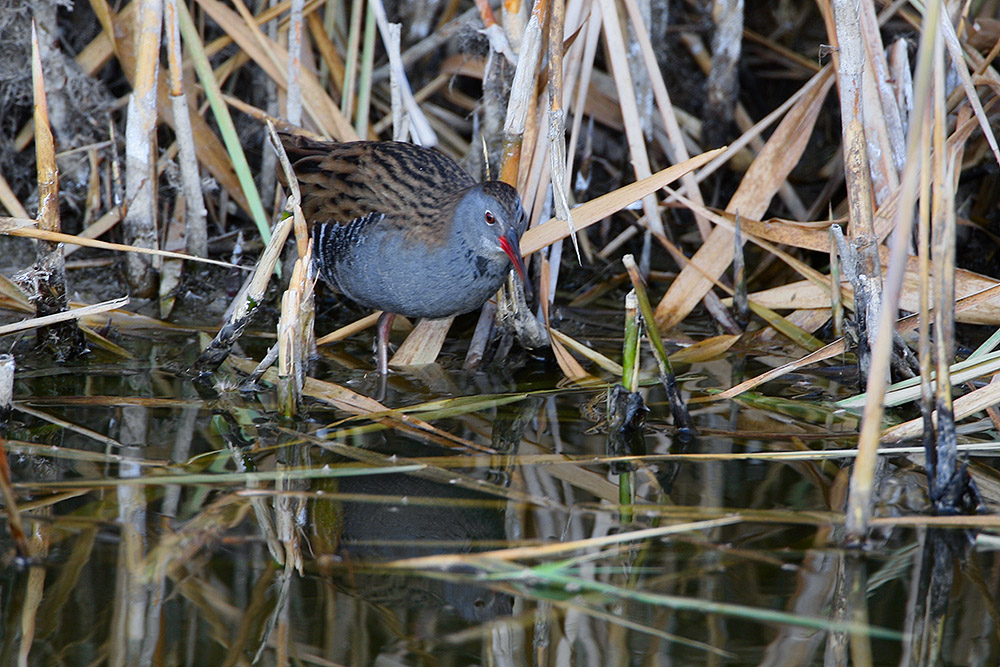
xmin=668 ymin=334 xmax=741 ymax=364
xmin=654 ymin=68 xmax=836 ymax=329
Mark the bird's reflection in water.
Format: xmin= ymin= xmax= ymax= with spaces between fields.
xmin=309 ymin=435 xmax=514 ymax=626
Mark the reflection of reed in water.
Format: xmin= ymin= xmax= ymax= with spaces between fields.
xmin=310 ymin=437 xmax=515 ymax=624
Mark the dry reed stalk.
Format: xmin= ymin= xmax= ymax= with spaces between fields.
xmin=1 ymin=217 xmax=242 ymax=269
xmin=28 ymin=22 xmax=86 ymax=359
xmin=597 ymin=0 xmax=663 ymax=238
xmin=121 ymin=0 xmax=163 ymax=297
xmin=732 ymin=216 xmax=748 ymax=326
xmin=0 ymin=174 xmax=29 ymax=220
xmin=306 ymin=10 xmax=346 ymax=96
xmin=858 ymin=1 xmax=906 ymax=191
xmin=522 ymin=149 xmax=723 ymax=254
xmin=703 ymin=0 xmax=743 ymax=149
xmin=200 ymin=0 xmax=357 ymax=140
xmin=390 ymin=318 xmax=458 ymax=367
xmin=502 ymin=0 xmax=527 ymax=53
xmin=0 ymin=297 xmax=130 ymax=337
xmin=548 ymin=328 xmax=624 ymax=374
xmin=828 ymin=0 xmax=883 ymax=385
xmin=165 ymin=0 xmax=208 ymax=258
xmin=316 ymin=312 xmax=384 ymax=346
xmin=940 ymin=16 xmax=1000 ymax=168
xmin=540 ymin=255 xmax=591 ymax=382
xmin=620 ymin=0 xmax=711 ymax=241
xmin=846 ymin=0 xmax=946 ymax=541
xmin=917 ymin=74 xmax=934 ymax=466
xmin=370 ymin=0 xmax=436 ymax=145
xmin=928 ymin=46 xmax=961 ymax=511
xmin=564 ymin=0 xmax=601 ymax=184
xmin=356 ymin=1 xmax=376 ymax=137
xmin=88 ymin=0 xmax=252 ymax=216
xmin=500 ymin=0 xmax=544 ymax=187
xmin=342 ymin=0 xmax=365 ymax=122
xmin=285 ymin=0 xmax=304 ymax=126
xmin=546 ymin=0 xmax=577 ymax=262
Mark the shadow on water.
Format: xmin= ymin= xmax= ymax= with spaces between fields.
xmin=311 ymin=436 xmax=515 ymax=625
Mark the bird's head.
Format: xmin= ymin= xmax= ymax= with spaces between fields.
xmin=456 ymin=181 xmax=528 ymax=282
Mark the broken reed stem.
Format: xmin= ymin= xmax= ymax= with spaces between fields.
xmin=622 ymin=255 xmax=673 ymax=378
xmin=31 ymin=25 xmax=58 ymax=239
xmin=732 ymin=215 xmax=749 ymax=327
xmin=277 ymin=241 xmax=316 ymax=417
xmin=617 ymin=289 xmax=640 ymax=523
xmin=829 ymin=225 xmax=843 ymax=338
xmin=277 ymin=267 xmax=302 ymax=418
xmin=246 ymin=121 xmax=314 ymax=390
xmin=622 ymin=290 xmax=640 ymax=393
xmin=500 ymin=0 xmax=545 ymax=186
xmin=622 ymin=254 xmax=695 ymax=433
xmin=191 ymin=211 xmax=293 ymax=376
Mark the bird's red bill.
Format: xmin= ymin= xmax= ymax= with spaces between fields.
xmin=499 ymin=231 xmax=527 ymax=282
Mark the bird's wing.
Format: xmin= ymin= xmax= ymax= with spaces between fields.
xmin=279 ymin=134 xmax=475 ymax=235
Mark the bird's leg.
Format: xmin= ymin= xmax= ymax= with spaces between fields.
xmin=375 ymin=311 xmax=396 ymax=377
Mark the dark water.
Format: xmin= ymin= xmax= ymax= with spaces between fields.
xmin=1 ymin=326 xmax=998 ymax=666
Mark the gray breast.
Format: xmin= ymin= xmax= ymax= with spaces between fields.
xmin=312 ymin=218 xmax=509 ymax=320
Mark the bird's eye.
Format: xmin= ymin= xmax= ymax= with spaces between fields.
xmin=484 ymin=210 xmax=496 ymax=225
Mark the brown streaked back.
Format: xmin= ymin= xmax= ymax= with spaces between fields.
xmin=279 ymin=133 xmax=476 ymax=241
